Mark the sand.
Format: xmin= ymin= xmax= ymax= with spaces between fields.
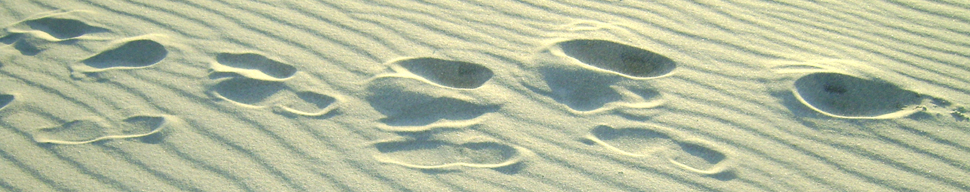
xmin=1 ymin=0 xmax=969 ymax=191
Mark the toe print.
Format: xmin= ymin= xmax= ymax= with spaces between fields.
xmin=793 ymin=72 xmax=922 ymax=119
xmin=389 ymin=57 xmax=493 ymax=89
xmin=32 ymin=115 xmax=176 ymax=145
xmin=557 ymin=39 xmax=676 ymax=78
xmin=213 ymin=52 xmax=297 ymax=80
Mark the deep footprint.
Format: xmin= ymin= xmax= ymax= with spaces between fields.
xmin=23 ymin=17 xmax=109 ymax=39
xmin=392 ymin=57 xmax=493 ymax=89
xmin=793 ymin=72 xmax=922 ymax=118
xmin=0 ymin=94 xmax=13 ymax=110
xmin=557 ymin=39 xmax=676 ymax=78
xmin=373 ymin=139 xmax=521 ymax=169
xmin=33 ymin=115 xmax=171 ymax=145
xmin=81 ymin=39 xmax=167 ymax=69
xmin=215 ymin=53 xmax=297 ymax=79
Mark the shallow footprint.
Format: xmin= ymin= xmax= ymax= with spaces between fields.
xmin=33 ymin=115 xmax=174 ymax=145
xmin=585 ymin=125 xmax=734 ymax=176
xmin=21 ymin=17 xmax=109 ymax=39
xmin=389 ymin=57 xmax=493 ymax=89
xmin=210 ymin=77 xmax=287 ymax=108
xmin=557 ymin=39 xmax=676 ymax=78
xmin=277 ymin=91 xmax=337 ymax=116
xmin=212 ymin=52 xmax=297 ymax=80
xmin=793 ymin=72 xmax=922 ymax=119
xmin=209 ymin=76 xmax=339 ymax=117
xmin=80 ymin=39 xmax=167 ymax=69
xmin=372 ymin=138 xmax=524 ymax=169
xmin=366 ymin=78 xmax=499 ymax=126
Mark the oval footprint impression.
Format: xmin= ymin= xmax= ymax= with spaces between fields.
xmin=391 ymin=57 xmax=493 ymax=89
xmin=558 ymin=39 xmax=676 ymax=78
xmin=793 ymin=72 xmax=922 ymax=119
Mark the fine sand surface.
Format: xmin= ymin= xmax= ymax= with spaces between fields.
xmin=1 ymin=0 xmax=969 ymax=191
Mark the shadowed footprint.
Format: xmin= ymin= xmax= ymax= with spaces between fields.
xmin=33 ymin=115 xmax=175 ymax=145
xmin=213 ymin=53 xmax=297 ymax=80
xmin=558 ymin=39 xmax=676 ymax=78
xmin=366 ymin=78 xmax=499 ymax=126
xmin=372 ymin=137 xmax=525 ymax=169
xmin=391 ymin=57 xmax=493 ymax=89
xmin=0 ymin=13 xmax=109 ymax=54
xmin=23 ymin=17 xmax=109 ymax=39
xmin=585 ymin=125 xmax=734 ymax=177
xmin=0 ymin=94 xmax=12 ymax=110
xmin=793 ymin=72 xmax=922 ymax=119
xmin=81 ymin=39 xmax=167 ymax=69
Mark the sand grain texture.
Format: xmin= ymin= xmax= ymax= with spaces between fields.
xmin=1 ymin=0 xmax=969 ymax=191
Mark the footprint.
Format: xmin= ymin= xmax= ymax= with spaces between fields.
xmin=212 ymin=52 xmax=297 ymax=81
xmin=208 ymin=76 xmax=338 ymax=117
xmin=557 ymin=39 xmax=676 ymax=78
xmin=80 ymin=38 xmax=167 ymax=69
xmin=0 ymin=94 xmax=12 ymax=111
xmin=585 ymin=125 xmax=735 ymax=177
xmin=792 ymin=72 xmax=923 ymax=119
xmin=388 ymin=57 xmax=493 ymax=89
xmin=277 ymin=91 xmax=338 ymax=116
xmin=20 ymin=17 xmax=109 ymax=39
xmin=1 ymin=11 xmax=109 ymax=55
xmin=372 ymin=137 xmax=527 ymax=170
xmin=527 ymin=39 xmax=670 ymax=112
xmin=32 ymin=114 xmax=176 ymax=145
xmin=366 ymin=77 xmax=499 ymax=126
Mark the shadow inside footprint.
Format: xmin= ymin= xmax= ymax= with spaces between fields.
xmin=670 ymin=143 xmax=726 ymax=171
xmin=24 ymin=17 xmax=108 ymax=39
xmin=82 ymin=39 xmax=167 ymax=69
xmin=216 ymin=53 xmax=297 ymax=79
xmin=0 ymin=94 xmax=12 ymax=110
xmin=367 ymin=87 xmax=498 ymax=126
xmin=211 ymin=77 xmax=286 ymax=106
xmin=558 ymin=39 xmax=676 ymax=78
xmin=793 ymin=73 xmax=922 ymax=118
xmin=394 ymin=57 xmax=493 ymax=89
xmin=33 ymin=115 xmax=170 ymax=144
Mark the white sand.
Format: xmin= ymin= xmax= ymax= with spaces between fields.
xmin=1 ymin=0 xmax=969 ymax=191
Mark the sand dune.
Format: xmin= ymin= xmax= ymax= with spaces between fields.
xmin=1 ymin=0 xmax=969 ymax=191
